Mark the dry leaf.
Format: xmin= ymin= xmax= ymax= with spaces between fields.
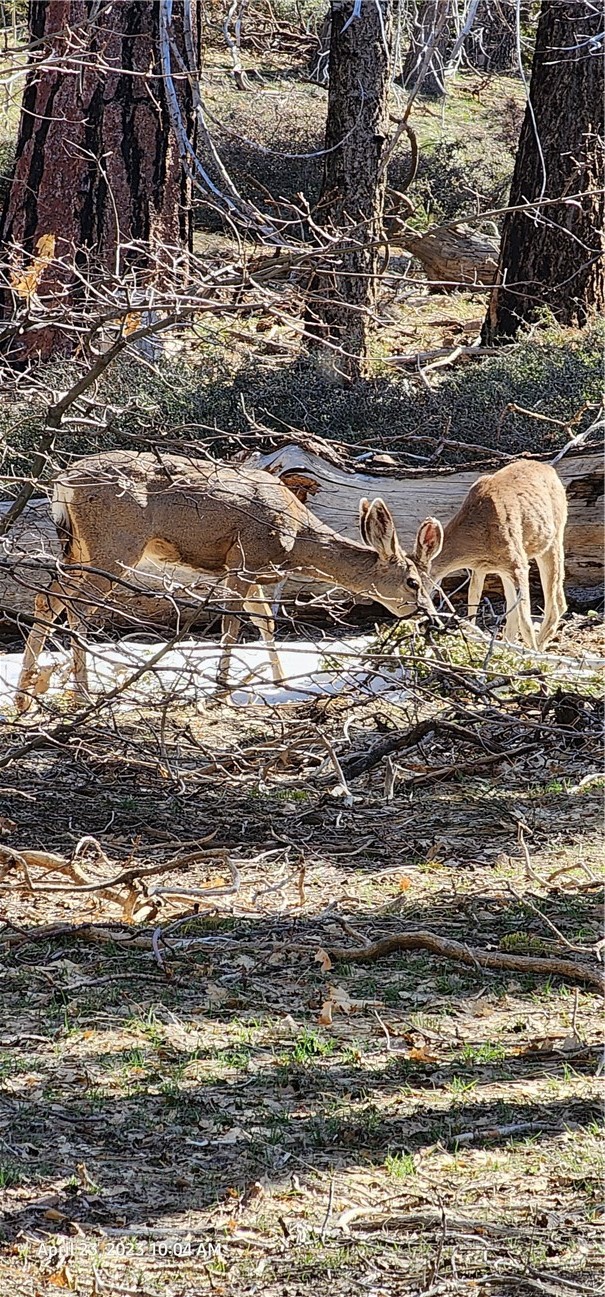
xmin=318 ymin=1000 xmax=333 ymax=1026
xmin=47 ymin=1264 xmax=75 ymax=1290
xmin=297 ymin=865 xmax=306 ymax=907
xmin=43 ymin=1208 xmax=68 ymax=1223
xmin=328 ymin=984 xmax=354 ymax=1014
xmin=36 ymin=233 xmax=56 ymax=260
xmin=10 ymin=233 xmax=56 ymax=299
xmin=207 ymin=982 xmax=230 ymax=1006
xmin=122 ymin=311 xmax=142 ymax=336
xmin=314 ymin=947 xmax=333 ymax=972
xmin=233 ymin=954 xmax=255 ymax=971
xmin=277 ymin=1014 xmax=299 ymax=1036
xmin=409 ymin=1045 xmax=438 ymax=1063
xmin=216 ymin=1126 xmax=249 ymax=1144
xmin=398 ymin=875 xmax=412 ymax=892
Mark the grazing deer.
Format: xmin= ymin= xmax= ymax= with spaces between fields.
xmin=412 ymin=460 xmax=568 ymax=650
xmin=16 ymin=450 xmax=439 ymax=713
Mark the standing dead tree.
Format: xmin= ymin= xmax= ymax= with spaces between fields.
xmin=484 ymin=0 xmax=605 ymax=341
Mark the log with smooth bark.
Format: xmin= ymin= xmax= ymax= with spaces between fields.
xmin=0 ymin=450 xmax=601 ymax=623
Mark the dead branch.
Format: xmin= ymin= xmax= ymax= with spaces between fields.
xmin=394 ymin=741 xmax=538 ymax=790
xmin=325 ymin=931 xmax=605 ymax=991
xmin=340 ymin=716 xmax=515 ymax=782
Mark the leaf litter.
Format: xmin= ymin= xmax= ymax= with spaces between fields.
xmin=0 ymin=618 xmax=603 ymax=1295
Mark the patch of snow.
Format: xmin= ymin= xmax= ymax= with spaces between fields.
xmin=0 ymin=636 xmax=411 ymax=710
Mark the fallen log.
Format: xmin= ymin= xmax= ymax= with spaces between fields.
xmin=251 ymin=446 xmax=603 ymax=597
xmin=0 ymin=450 xmax=601 ymax=625
xmin=390 ymin=221 xmax=500 ymax=287
xmin=325 ymin=931 xmax=605 ymax=992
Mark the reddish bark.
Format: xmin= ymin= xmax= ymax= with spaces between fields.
xmin=0 ymin=1 xmax=197 ymax=358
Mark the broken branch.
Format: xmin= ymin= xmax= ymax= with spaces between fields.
xmin=325 ymin=930 xmax=604 ymax=991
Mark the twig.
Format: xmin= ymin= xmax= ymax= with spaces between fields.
xmin=337 ymin=1205 xmax=527 ymax=1239
xmin=455 ymin=1121 xmax=560 ymax=1146
xmin=387 ymin=343 xmax=504 ymax=366
xmin=0 ymin=313 xmax=179 ymax=538
xmin=570 ymin=986 xmax=581 ymax=1040
xmin=341 ymin=716 xmax=529 ymax=782
xmin=518 ymin=827 xmax=542 ymax=883
xmin=315 ymin=726 xmax=354 ymax=805
xmin=395 ymin=742 xmax=537 ymax=791
xmin=319 ymin=1177 xmax=335 ymax=1243
xmin=506 ymin=883 xmax=597 ymax=954
xmin=152 ymin=923 xmax=170 ymax=975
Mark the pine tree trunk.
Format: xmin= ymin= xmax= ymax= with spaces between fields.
xmin=305 ymin=0 xmax=394 ymax=382
xmin=0 ymin=0 xmax=196 ymax=360
xmin=483 ymin=0 xmax=604 ymax=343
xmin=401 ymin=0 xmax=450 ymax=98
xmin=465 ymin=1 xmax=517 ymax=73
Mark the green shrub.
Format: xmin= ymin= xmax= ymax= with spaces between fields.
xmin=1 ymin=320 xmax=601 ymax=497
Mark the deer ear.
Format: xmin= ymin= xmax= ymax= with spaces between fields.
xmin=361 ymin=498 xmax=401 ymax=561
xmin=358 ymin=497 xmax=371 ymax=547
xmin=414 ymin=517 xmax=444 ymax=568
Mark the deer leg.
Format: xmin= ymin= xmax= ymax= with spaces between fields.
xmin=467 ymin=569 xmax=486 ymax=623
xmin=15 ymin=583 xmax=68 ymax=714
xmin=505 ymin=565 xmax=537 ymax=650
xmin=217 ymin=610 xmax=242 ymax=690
xmin=499 ymin=575 xmax=520 ymax=642
xmin=536 ymin=539 xmax=566 ymax=649
xmin=65 ymin=548 xmax=144 ymax=697
xmin=217 ymin=570 xmax=248 ymax=691
xmin=68 ymin=608 xmax=90 ymax=696
xmin=244 ymin=583 xmax=285 ymax=685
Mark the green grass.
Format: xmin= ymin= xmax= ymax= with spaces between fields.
xmin=290 ymin=1028 xmax=337 ymax=1065
xmin=460 ymin=1042 xmax=507 ymax=1065
xmin=384 ymin=1150 xmax=416 ymax=1179
xmin=0 ymin=1162 xmax=24 ymax=1188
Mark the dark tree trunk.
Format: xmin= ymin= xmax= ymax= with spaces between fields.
xmin=401 ymin=0 xmax=451 ymax=98
xmin=305 ymin=0 xmax=394 ymax=382
xmin=483 ymin=0 xmax=604 ymax=343
xmin=0 ymin=0 xmax=196 ymax=360
xmin=465 ymin=1 xmax=518 ymax=74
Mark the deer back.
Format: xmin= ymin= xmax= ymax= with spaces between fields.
xmin=435 ymin=460 xmax=567 ymax=575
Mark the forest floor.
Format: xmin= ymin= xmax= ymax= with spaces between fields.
xmin=0 ymin=613 xmax=603 ymax=1297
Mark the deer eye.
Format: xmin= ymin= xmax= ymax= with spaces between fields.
xmin=407 ymin=577 xmax=420 ymax=592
